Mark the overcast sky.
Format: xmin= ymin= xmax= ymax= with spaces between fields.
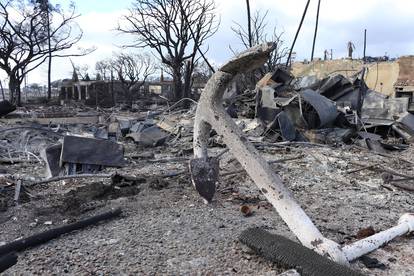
xmin=4 ymin=0 xmax=414 ymax=85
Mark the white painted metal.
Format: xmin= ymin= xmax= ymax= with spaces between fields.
xmin=342 ymin=213 xmax=414 ymax=261
xmin=192 ymin=43 xmax=414 ymax=265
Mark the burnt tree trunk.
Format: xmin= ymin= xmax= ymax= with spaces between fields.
xmin=0 ymin=80 xmax=5 ymax=101
xmin=127 ymin=87 xmax=134 ymax=107
xmin=183 ymin=60 xmax=194 ymax=108
xmin=17 ymin=84 xmax=21 ymax=106
xmin=8 ymin=77 xmax=20 ymax=105
xmin=110 ymin=70 xmax=115 ymax=106
xmin=172 ymin=68 xmax=183 ymax=101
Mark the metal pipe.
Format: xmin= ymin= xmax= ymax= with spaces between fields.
xmin=192 ymin=43 xmax=414 ymax=266
xmin=342 ymin=213 xmax=414 ymax=261
xmin=192 ymin=43 xmax=348 ymax=264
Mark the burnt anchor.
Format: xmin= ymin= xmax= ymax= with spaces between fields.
xmin=190 ymin=43 xmax=414 ymax=265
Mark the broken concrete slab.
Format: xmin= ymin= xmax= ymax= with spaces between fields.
xmin=126 ymin=125 xmax=169 ymax=147
xmin=61 ymin=136 xmax=126 ymax=168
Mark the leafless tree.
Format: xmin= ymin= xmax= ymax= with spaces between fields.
xmin=95 ymin=59 xmax=113 ymax=81
xmin=118 ymin=0 xmax=218 ymax=102
xmin=111 ymin=52 xmax=157 ymax=106
xmin=231 ymin=10 xmax=288 ymax=90
xmin=265 ymin=30 xmax=289 ymax=72
xmin=232 ymin=10 xmax=288 ymax=73
xmin=192 ymin=60 xmax=214 ymax=84
xmin=0 ymin=0 xmax=93 ymax=105
xmin=75 ymin=64 xmax=90 ymax=80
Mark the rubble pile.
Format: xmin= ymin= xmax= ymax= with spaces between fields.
xmin=244 ymin=69 xmax=414 ymax=153
xmin=0 ymin=66 xmax=413 ymax=275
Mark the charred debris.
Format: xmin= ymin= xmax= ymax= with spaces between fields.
xmin=250 ymin=68 xmax=414 ymax=151
xmin=1 ymin=67 xmax=414 ymax=215
xmin=0 ymin=66 xmax=414 ymax=274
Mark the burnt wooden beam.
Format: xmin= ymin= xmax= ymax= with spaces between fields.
xmin=0 ymin=253 xmax=18 ymax=273
xmin=0 ymin=208 xmax=122 ymax=256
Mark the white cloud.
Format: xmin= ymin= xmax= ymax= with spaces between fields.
xmin=4 ymin=0 xmax=414 ymax=85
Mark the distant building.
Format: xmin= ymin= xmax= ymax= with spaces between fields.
xmin=58 ymin=70 xmax=208 ymax=107
xmin=58 ymin=78 xmax=175 ymax=107
xmin=394 ymin=56 xmax=414 ymax=113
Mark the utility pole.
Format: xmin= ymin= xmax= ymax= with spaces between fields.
xmin=246 ymin=0 xmax=253 ymax=48
xmin=46 ymin=6 xmax=52 ymax=101
xmin=311 ymin=0 xmax=321 ymax=61
xmin=37 ymin=0 xmax=52 ymax=101
xmin=363 ymin=29 xmax=367 ymax=63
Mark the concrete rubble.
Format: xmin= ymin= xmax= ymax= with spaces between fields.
xmin=0 ymin=57 xmax=414 ymax=275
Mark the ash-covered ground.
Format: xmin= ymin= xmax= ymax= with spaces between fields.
xmin=1 ymin=112 xmax=413 ymax=276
